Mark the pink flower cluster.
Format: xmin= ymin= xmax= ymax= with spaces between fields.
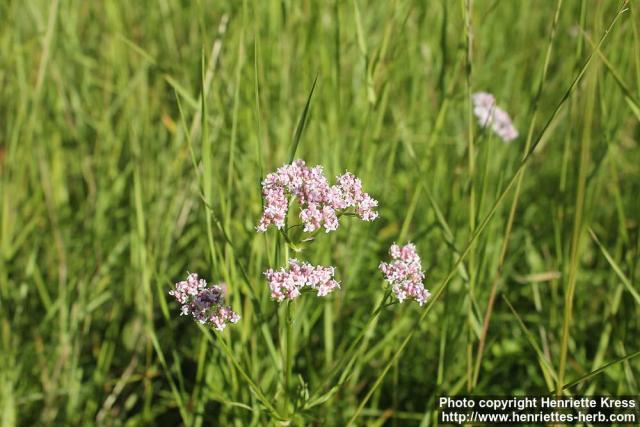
xmin=472 ymin=92 xmax=519 ymax=142
xmin=264 ymin=259 xmax=340 ymax=302
xmin=169 ymin=273 xmax=240 ymax=331
xmin=256 ymin=160 xmax=378 ymax=233
xmin=379 ymin=243 xmax=431 ymax=306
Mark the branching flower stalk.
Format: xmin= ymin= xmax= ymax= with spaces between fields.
xmin=169 ymin=159 xmax=435 ymax=422
xmin=257 ymin=159 xmax=379 ymax=420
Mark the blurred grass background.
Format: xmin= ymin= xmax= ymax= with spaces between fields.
xmin=1 ymin=0 xmax=639 ymax=425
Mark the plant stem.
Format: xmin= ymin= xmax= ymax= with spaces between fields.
xmin=282 ymin=243 xmax=293 ymax=418
xmin=463 ymin=0 xmax=476 ymax=393
xmin=284 ymin=301 xmax=293 ymax=416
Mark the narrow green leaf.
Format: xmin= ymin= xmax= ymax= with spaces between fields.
xmin=589 ymin=228 xmax=640 ymax=305
xmin=560 ymin=351 xmax=640 ymax=391
xmin=352 ymin=0 xmax=367 ymax=57
xmin=288 ymin=75 xmax=318 ymax=163
xmin=583 ymin=29 xmax=640 ymax=122
xmin=503 ymin=295 xmax=557 ymax=384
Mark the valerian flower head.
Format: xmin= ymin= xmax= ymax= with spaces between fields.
xmin=264 ymin=259 xmax=340 ymax=302
xmin=169 ymin=273 xmax=240 ymax=331
xmin=472 ymin=92 xmax=519 ymax=142
xmin=379 ymin=243 xmax=431 ymax=306
xmin=256 ymin=160 xmax=378 ymax=233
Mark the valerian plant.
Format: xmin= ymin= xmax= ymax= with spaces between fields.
xmin=169 ymin=159 xmax=431 ymax=424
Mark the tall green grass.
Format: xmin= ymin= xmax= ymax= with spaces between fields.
xmin=1 ymin=0 xmax=639 ymax=425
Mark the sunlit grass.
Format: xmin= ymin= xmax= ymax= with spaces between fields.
xmin=0 ymin=0 xmax=639 ymax=425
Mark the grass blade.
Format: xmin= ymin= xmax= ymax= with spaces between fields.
xmin=288 ymin=76 xmax=318 ymax=163
xmin=502 ymin=296 xmax=557 ymax=387
xmin=559 ymin=351 xmax=640 ymax=392
xmin=589 ymin=228 xmax=640 ymax=305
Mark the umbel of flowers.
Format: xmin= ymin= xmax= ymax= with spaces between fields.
xmin=169 ymin=273 xmax=240 ymax=331
xmin=379 ymin=243 xmax=431 ymax=306
xmin=472 ymin=92 xmax=519 ymax=142
xmin=256 ymin=159 xmax=378 ymax=234
xmin=265 ymin=259 xmax=340 ymax=302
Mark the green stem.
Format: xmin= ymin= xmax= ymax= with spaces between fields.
xmin=463 ymin=0 xmax=476 ymax=393
xmin=284 ymin=300 xmax=293 ymax=416
xmin=282 ymin=243 xmax=293 ymax=418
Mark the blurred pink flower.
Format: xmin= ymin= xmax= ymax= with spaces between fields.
xmin=264 ymin=259 xmax=340 ymax=302
xmin=379 ymin=243 xmax=431 ymax=306
xmin=169 ymin=273 xmax=240 ymax=331
xmin=257 ymin=160 xmax=378 ymax=233
xmin=472 ymin=92 xmax=519 ymax=142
